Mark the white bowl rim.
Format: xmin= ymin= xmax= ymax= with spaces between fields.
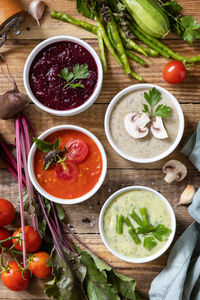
xmin=23 ymin=36 xmax=103 ymax=116
xmin=104 ymin=83 xmax=184 ymax=163
xmin=99 ymin=185 xmax=176 ymax=264
xmin=28 ymin=125 xmax=107 ymax=204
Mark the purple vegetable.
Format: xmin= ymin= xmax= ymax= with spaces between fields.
xmin=0 ymin=54 xmax=29 ymax=120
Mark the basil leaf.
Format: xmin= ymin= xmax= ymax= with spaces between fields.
xmin=153 ymin=224 xmax=172 ymax=241
xmin=33 ymin=137 xmax=55 ymax=153
xmin=143 ymin=236 xmax=157 ymax=250
xmin=53 ymin=138 xmax=60 ymax=150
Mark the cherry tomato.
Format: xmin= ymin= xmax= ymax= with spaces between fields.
xmin=12 ymin=226 xmax=42 ymax=253
xmin=163 ymin=61 xmax=187 ymax=84
xmin=66 ymin=139 xmax=89 ymax=163
xmin=1 ymin=261 xmax=31 ymax=291
xmin=29 ymin=251 xmax=52 ymax=279
xmin=55 ymin=162 xmax=79 ymax=181
xmin=0 ymin=198 xmax=15 ymax=226
xmin=0 ymin=227 xmax=12 ymax=253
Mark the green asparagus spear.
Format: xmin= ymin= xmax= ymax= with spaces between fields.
xmin=51 ymin=10 xmax=98 ymax=35
xmin=116 ymin=214 xmax=124 ymax=234
xmin=128 ymin=227 xmax=141 ymax=244
xmin=97 ymin=29 xmax=107 ymax=72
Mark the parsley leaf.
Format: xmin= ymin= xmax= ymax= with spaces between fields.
xmin=143 ymin=88 xmax=171 ymax=118
xmin=144 ymin=87 xmax=162 ymax=108
xmin=159 ymin=0 xmax=200 ymax=44
xmin=161 ymin=1 xmax=182 ymax=14
xmin=154 ymin=104 xmax=171 ymax=118
xmin=153 ymin=224 xmax=172 ymax=241
xmin=143 ymin=236 xmax=157 ymax=250
xmin=58 ymin=63 xmax=89 ymax=89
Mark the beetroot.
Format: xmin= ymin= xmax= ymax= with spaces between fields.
xmin=0 ymin=90 xmax=29 ymax=120
xmin=0 ymin=54 xmax=29 ymax=120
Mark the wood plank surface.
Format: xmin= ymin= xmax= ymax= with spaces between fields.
xmin=1 ymin=0 xmax=200 ymax=299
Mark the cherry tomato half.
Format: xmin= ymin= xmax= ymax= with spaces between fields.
xmin=0 ymin=198 xmax=15 ymax=226
xmin=163 ymin=61 xmax=187 ymax=84
xmin=0 ymin=227 xmax=12 ymax=253
xmin=66 ymin=139 xmax=89 ymax=163
xmin=29 ymin=251 xmax=52 ymax=279
xmin=12 ymin=226 xmax=42 ymax=253
xmin=1 ymin=261 xmax=31 ymax=291
xmin=55 ymin=162 xmax=79 ymax=181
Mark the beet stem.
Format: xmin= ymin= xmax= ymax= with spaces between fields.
xmin=0 ymin=53 xmax=19 ymax=92
xmin=20 ymin=123 xmax=37 ymax=231
xmin=15 ymin=116 xmax=27 ymax=268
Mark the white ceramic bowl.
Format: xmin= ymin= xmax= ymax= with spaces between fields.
xmin=105 ymin=84 xmax=184 ymax=163
xmin=99 ymin=186 xmax=176 ymax=264
xmin=23 ymin=36 xmax=103 ymax=116
xmin=28 ymin=125 xmax=107 ymax=204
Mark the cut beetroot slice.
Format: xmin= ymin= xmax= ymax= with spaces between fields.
xmin=66 ymin=139 xmax=88 ymax=164
xmin=55 ymin=162 xmax=79 ymax=181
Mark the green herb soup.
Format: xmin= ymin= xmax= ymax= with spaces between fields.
xmin=103 ymin=190 xmax=172 ymax=258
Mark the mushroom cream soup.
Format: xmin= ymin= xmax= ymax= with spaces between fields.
xmin=110 ymin=89 xmax=179 ymax=159
xmin=103 ymin=190 xmax=172 ymax=259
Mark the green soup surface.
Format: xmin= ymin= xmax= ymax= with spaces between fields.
xmin=103 ymin=189 xmax=172 ymax=258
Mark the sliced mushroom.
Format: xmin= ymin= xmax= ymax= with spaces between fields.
xmin=151 ymin=116 xmax=168 ymax=139
xmin=176 ymin=185 xmax=196 ymax=206
xmin=163 ymin=160 xmax=187 ymax=183
xmin=124 ymin=112 xmax=150 ymax=139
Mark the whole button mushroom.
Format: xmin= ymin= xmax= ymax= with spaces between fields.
xmin=163 ymin=160 xmax=187 ymax=183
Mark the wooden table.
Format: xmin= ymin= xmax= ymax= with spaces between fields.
xmin=0 ymin=0 xmax=200 ymax=298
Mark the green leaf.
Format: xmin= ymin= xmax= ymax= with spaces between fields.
xmin=70 ymin=83 xmax=85 ymax=89
xmin=33 ymin=137 xmax=55 ymax=153
xmin=58 ymin=67 xmax=74 ymax=82
xmin=144 ymin=88 xmax=162 ymax=107
xmin=153 ymin=104 xmax=171 ymax=118
xmin=76 ymin=0 xmax=95 ymax=19
xmin=161 ymin=1 xmax=182 ymax=14
xmin=108 ymin=270 xmax=138 ymax=299
xmin=143 ymin=236 xmax=157 ymax=250
xmin=45 ymin=247 xmax=87 ymax=300
xmin=153 ymin=224 xmax=172 ymax=241
xmin=58 ymin=64 xmax=89 ymax=89
xmin=54 ymin=203 xmax=65 ymax=221
xmin=45 ymin=277 xmax=63 ymax=300
xmin=142 ymin=104 xmax=150 ymax=115
xmin=53 ymin=138 xmax=60 ymax=150
xmin=73 ymin=63 xmax=89 ymax=80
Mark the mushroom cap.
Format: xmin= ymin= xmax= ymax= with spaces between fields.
xmin=163 ymin=160 xmax=187 ymax=182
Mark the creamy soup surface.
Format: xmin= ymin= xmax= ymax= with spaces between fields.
xmin=103 ymin=190 xmax=172 ymax=258
xmin=110 ymin=89 xmax=179 ymax=158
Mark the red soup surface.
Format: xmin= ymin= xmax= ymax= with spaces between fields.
xmin=34 ymin=130 xmax=103 ymax=199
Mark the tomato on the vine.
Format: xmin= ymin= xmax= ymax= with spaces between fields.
xmin=12 ymin=226 xmax=42 ymax=253
xmin=0 ymin=198 xmax=15 ymax=226
xmin=0 ymin=227 xmax=12 ymax=253
xmin=28 ymin=251 xmax=52 ymax=279
xmin=163 ymin=61 xmax=188 ymax=84
xmin=1 ymin=261 xmax=31 ymax=291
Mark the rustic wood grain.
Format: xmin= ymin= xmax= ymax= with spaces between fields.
xmin=1 ymin=0 xmax=200 ymax=299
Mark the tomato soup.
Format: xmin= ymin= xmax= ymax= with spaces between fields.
xmin=34 ymin=130 xmax=103 ymax=199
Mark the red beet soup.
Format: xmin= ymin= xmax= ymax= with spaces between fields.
xmin=29 ymin=41 xmax=98 ymax=110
